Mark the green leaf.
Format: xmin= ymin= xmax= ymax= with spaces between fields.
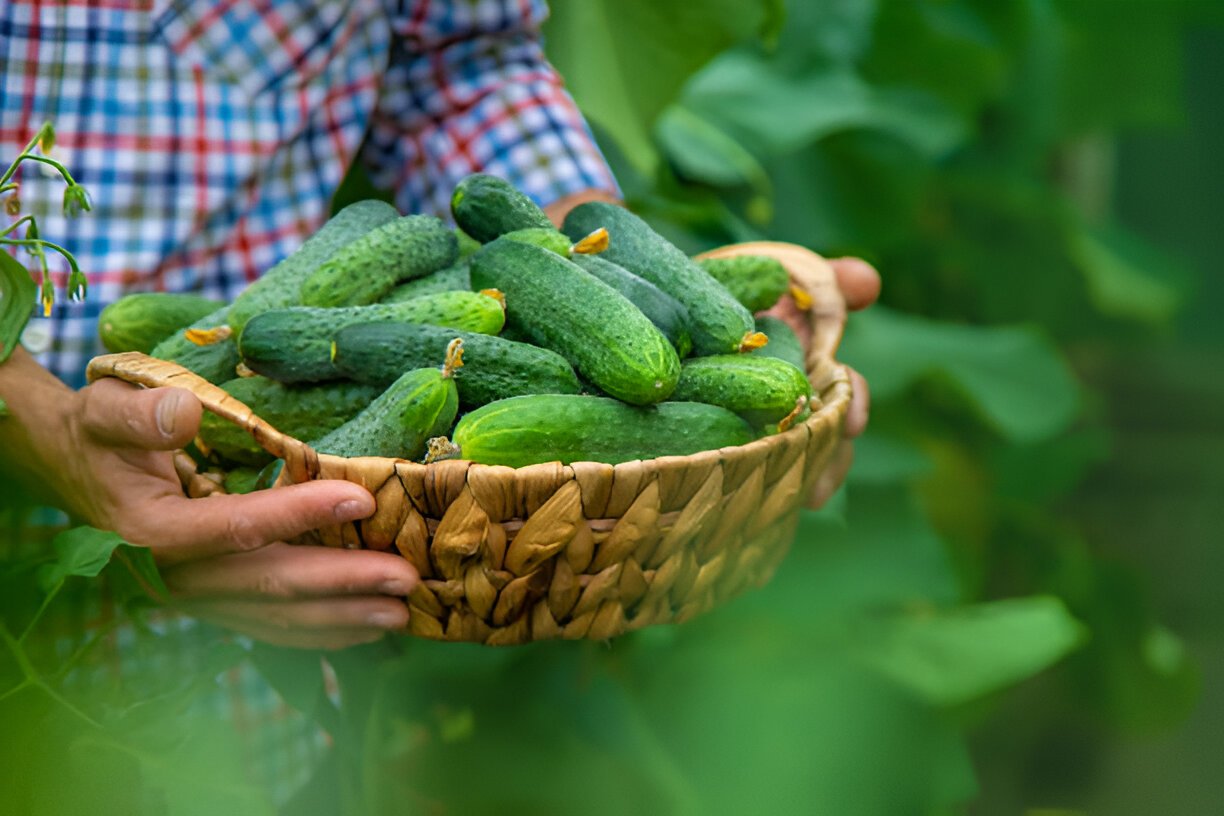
xmin=855 ymin=596 xmax=1087 ymax=706
xmin=840 ymin=307 xmax=1082 ymax=443
xmin=654 ymin=106 xmax=771 ymax=191
xmin=0 ymin=251 xmax=36 ymax=364
xmin=849 ymin=431 xmax=934 ymax=485
xmin=37 ymin=527 xmax=128 ymax=591
xmin=1069 ymin=223 xmax=1185 ymax=326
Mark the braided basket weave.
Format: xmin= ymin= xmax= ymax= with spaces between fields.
xmin=86 ymin=242 xmax=852 ymax=645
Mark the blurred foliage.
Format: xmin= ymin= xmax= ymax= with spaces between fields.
xmin=1 ymin=1 xmax=1218 ymax=814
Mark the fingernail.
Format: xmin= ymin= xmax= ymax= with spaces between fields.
xmin=334 ymin=499 xmax=369 ymax=521
xmin=368 ymin=609 xmax=406 ymax=629
xmin=381 ymin=578 xmax=412 ymax=596
xmin=156 ymin=390 xmax=182 ymax=437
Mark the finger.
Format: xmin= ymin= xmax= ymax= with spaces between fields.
xmin=139 ymin=480 xmax=376 ymax=564
xmin=79 ymin=379 xmax=202 ymax=451
xmin=829 ymin=257 xmax=881 ymax=312
xmin=845 ymin=368 xmax=871 ymax=439
xmin=181 ymin=595 xmax=410 ymax=633
xmin=808 ymin=441 xmax=854 ymax=510
xmin=164 ymin=542 xmax=419 ymax=600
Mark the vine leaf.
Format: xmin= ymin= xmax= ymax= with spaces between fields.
xmin=0 ymin=251 xmax=35 ymax=364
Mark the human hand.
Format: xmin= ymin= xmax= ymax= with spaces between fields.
xmin=50 ymin=378 xmax=420 ymax=648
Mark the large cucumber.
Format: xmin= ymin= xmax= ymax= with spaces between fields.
xmin=562 ymin=202 xmax=759 ymax=356
xmin=672 ymin=354 xmax=812 ymax=427
xmin=311 ymin=342 xmax=462 ymax=460
xmin=469 ymin=239 xmax=679 ymax=405
xmin=451 ymin=394 xmax=754 ymax=467
xmin=382 ymin=261 xmax=470 ymax=303
xmin=331 ymin=321 xmax=581 ymax=407
xmin=697 ymin=255 xmax=790 ymax=313
xmin=197 ymin=376 xmax=382 ymax=466
xmin=98 ymin=292 xmax=223 ymax=354
xmin=149 ymin=305 xmax=240 ymax=384
xmin=238 ymin=291 xmax=505 ymax=383
xmin=228 ymin=200 xmax=399 ymax=332
xmin=450 ymin=173 xmax=554 ymax=242
xmin=299 ymin=215 xmax=457 ymax=308
xmin=751 ymin=315 xmax=806 ymax=374
xmin=572 ymin=254 xmax=693 ymax=358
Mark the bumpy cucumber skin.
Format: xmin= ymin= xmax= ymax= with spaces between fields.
xmin=751 ymin=315 xmax=807 ymax=374
xmin=149 ymin=305 xmax=240 ymax=384
xmin=451 ymin=174 xmax=554 ymax=242
xmin=332 ymin=321 xmax=581 ymax=407
xmin=239 ymin=292 xmax=505 ymax=383
xmin=455 ymin=227 xmax=482 ymax=259
xmin=562 ymin=202 xmax=755 ymax=356
xmin=311 ymin=367 xmax=458 ymax=460
xmin=470 ymin=239 xmax=680 ymax=405
xmin=99 ymin=292 xmax=223 ymax=353
xmin=299 ymin=215 xmax=457 ymax=308
xmin=501 ymin=227 xmax=572 ymax=256
xmin=697 ymin=255 xmax=790 ymax=313
xmin=453 ymin=395 xmax=754 ymax=467
xmin=673 ymin=354 xmax=812 ymax=427
xmin=572 ymin=254 xmax=693 ymax=358
xmin=383 ymin=261 xmax=471 ymax=302
xmin=228 ymin=200 xmax=399 ymax=332
xmin=198 ymin=376 xmax=382 ymax=466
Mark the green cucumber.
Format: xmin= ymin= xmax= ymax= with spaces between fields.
xmin=697 ymin=255 xmax=790 ymax=313
xmin=311 ymin=343 xmax=461 ymax=459
xmin=98 ymin=292 xmax=223 ymax=354
xmin=228 ymin=200 xmax=399 ymax=332
xmin=751 ymin=315 xmax=806 ymax=374
xmin=239 ymin=291 xmax=505 ymax=383
xmin=382 ymin=260 xmax=470 ymax=303
xmin=501 ymin=227 xmax=572 ymax=256
xmin=222 ymin=467 xmax=263 ymax=495
xmin=562 ymin=202 xmax=758 ymax=356
xmin=451 ymin=174 xmax=554 ymax=242
xmin=331 ymin=321 xmax=581 ymax=407
xmin=299 ymin=215 xmax=457 ymax=308
xmin=572 ymin=254 xmax=693 ymax=358
xmin=150 ymin=305 xmax=240 ymax=384
xmin=672 ymin=354 xmax=812 ymax=427
xmin=198 ymin=376 xmax=382 ymax=466
xmin=456 ymin=227 xmax=482 ymax=259
xmin=469 ymin=239 xmax=679 ymax=405
xmin=452 ymin=395 xmax=754 ymax=467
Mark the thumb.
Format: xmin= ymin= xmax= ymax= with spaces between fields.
xmin=79 ymin=378 xmax=202 ymax=451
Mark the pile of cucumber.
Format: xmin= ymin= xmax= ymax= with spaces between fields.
xmin=97 ymin=175 xmax=813 ymax=484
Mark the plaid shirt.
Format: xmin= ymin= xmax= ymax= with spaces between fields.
xmin=2 ymin=0 xmax=617 ymax=387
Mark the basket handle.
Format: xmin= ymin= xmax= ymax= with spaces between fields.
xmin=85 ymin=351 xmax=321 ymax=484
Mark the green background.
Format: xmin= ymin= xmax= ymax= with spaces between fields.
xmin=2 ymin=1 xmax=1221 ymax=813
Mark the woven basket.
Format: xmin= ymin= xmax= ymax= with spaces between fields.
xmin=86 ymin=242 xmax=852 ymax=645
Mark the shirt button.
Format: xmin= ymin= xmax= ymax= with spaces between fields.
xmin=21 ymin=319 xmax=53 ymax=353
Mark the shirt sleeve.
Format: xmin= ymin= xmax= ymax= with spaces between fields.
xmin=363 ymin=0 xmax=621 ymax=219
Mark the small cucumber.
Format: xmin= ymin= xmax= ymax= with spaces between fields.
xmin=299 ymin=215 xmax=457 ymax=308
xmin=331 ymin=321 xmax=581 ymax=407
xmin=311 ymin=341 xmax=462 ymax=460
xmin=562 ymin=202 xmax=759 ymax=356
xmin=222 ymin=467 xmax=263 ymax=495
xmin=99 ymin=292 xmax=223 ymax=354
xmin=239 ymin=291 xmax=505 ymax=383
xmin=697 ymin=255 xmax=790 ymax=313
xmin=451 ymin=173 xmax=554 ymax=242
xmin=470 ymin=239 xmax=680 ymax=405
xmin=228 ymin=200 xmax=399 ymax=332
xmin=149 ymin=305 xmax=240 ymax=384
xmin=672 ymin=354 xmax=812 ymax=427
xmin=382 ymin=260 xmax=471 ymax=303
xmin=456 ymin=227 xmax=482 ymax=259
xmin=452 ymin=394 xmax=754 ymax=467
xmin=572 ymin=254 xmax=693 ymax=358
xmin=501 ymin=227 xmax=572 ymax=256
xmin=198 ymin=376 xmax=382 ymax=466
xmin=751 ymin=315 xmax=806 ymax=374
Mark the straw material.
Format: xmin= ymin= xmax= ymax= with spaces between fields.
xmin=86 ymin=242 xmax=852 ymax=645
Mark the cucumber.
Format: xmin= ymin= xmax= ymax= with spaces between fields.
xmin=469 ymin=239 xmax=680 ymax=405
xmin=672 ymin=354 xmax=812 ymax=427
xmin=452 ymin=394 xmax=754 ymax=467
xmin=98 ymin=292 xmax=223 ymax=354
xmin=299 ymin=215 xmax=457 ymax=308
xmin=572 ymin=254 xmax=693 ymax=358
xmin=311 ymin=342 xmax=462 ymax=459
xmin=562 ymin=202 xmax=759 ymax=356
xmin=451 ymin=173 xmax=555 ymax=242
xmin=228 ymin=200 xmax=399 ymax=332
xmin=198 ymin=376 xmax=382 ymax=466
xmin=222 ymin=467 xmax=263 ymax=495
xmin=239 ymin=291 xmax=505 ymax=383
xmin=501 ymin=227 xmax=572 ymax=257
xmin=149 ymin=305 xmax=240 ymax=384
xmin=382 ymin=260 xmax=471 ymax=303
xmin=456 ymin=227 xmax=482 ymax=259
xmin=751 ymin=315 xmax=806 ymax=374
xmin=697 ymin=255 xmax=790 ymax=313
xmin=331 ymin=321 xmax=581 ymax=407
